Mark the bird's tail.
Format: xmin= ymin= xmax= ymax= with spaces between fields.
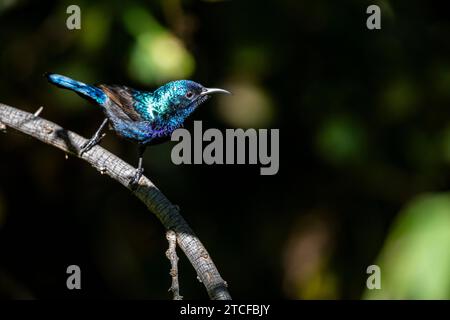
xmin=45 ymin=73 xmax=107 ymax=105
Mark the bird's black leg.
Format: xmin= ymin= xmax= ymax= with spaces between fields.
xmin=80 ymin=118 xmax=109 ymax=156
xmin=129 ymin=145 xmax=146 ymax=189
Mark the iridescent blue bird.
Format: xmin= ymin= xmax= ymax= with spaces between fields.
xmin=46 ymin=73 xmax=230 ymax=187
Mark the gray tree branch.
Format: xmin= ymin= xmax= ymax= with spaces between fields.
xmin=166 ymin=230 xmax=182 ymax=300
xmin=0 ymin=102 xmax=231 ymax=300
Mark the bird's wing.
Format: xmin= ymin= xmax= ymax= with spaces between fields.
xmin=98 ymin=84 xmax=142 ymax=121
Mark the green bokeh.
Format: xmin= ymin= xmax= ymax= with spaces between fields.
xmin=365 ymin=193 xmax=450 ymax=299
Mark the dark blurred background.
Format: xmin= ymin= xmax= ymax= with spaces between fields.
xmin=0 ymin=0 xmax=449 ymax=299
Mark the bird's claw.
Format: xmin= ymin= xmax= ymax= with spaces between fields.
xmin=129 ymin=167 xmax=144 ymax=189
xmin=79 ymin=133 xmax=105 ymax=156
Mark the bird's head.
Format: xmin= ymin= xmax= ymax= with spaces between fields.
xmin=154 ymin=80 xmax=230 ymax=113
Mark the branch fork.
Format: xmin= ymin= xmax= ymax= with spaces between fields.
xmin=0 ymin=102 xmax=231 ymax=300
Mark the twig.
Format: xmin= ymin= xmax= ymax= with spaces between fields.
xmin=166 ymin=230 xmax=182 ymax=300
xmin=0 ymin=102 xmax=231 ymax=300
xmin=33 ymin=106 xmax=44 ymax=117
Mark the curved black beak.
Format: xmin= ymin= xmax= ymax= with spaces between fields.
xmin=200 ymin=87 xmax=231 ymax=96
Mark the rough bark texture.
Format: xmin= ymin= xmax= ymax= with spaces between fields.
xmin=0 ymin=102 xmax=231 ymax=300
xmin=166 ymin=230 xmax=182 ymax=300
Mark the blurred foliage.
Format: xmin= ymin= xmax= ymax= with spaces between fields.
xmin=0 ymin=0 xmax=449 ymax=299
xmin=315 ymin=115 xmax=367 ymax=166
xmin=123 ymin=5 xmax=195 ymax=83
xmin=217 ymin=79 xmax=275 ymax=128
xmin=364 ymin=193 xmax=450 ymax=299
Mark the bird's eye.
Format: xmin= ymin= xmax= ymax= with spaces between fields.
xmin=185 ymin=91 xmax=194 ymax=99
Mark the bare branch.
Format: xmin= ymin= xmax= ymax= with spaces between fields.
xmin=0 ymin=102 xmax=231 ymax=300
xmin=166 ymin=230 xmax=182 ymax=300
xmin=33 ymin=106 xmax=44 ymax=117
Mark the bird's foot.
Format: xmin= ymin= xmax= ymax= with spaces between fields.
xmin=129 ymin=167 xmax=144 ymax=190
xmin=80 ymin=133 xmax=106 ymax=156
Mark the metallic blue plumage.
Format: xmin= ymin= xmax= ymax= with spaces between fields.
xmin=46 ymin=73 xmax=230 ymax=186
xmin=47 ymin=74 xmax=222 ymax=144
xmin=46 ymin=74 xmax=107 ymax=105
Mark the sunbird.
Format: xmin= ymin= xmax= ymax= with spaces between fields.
xmin=46 ymin=73 xmax=230 ymax=187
